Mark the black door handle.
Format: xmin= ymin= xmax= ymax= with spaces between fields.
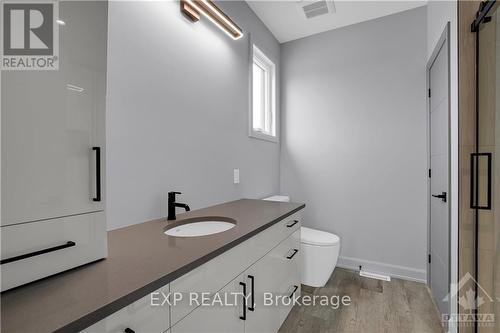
xmin=92 ymin=147 xmax=101 ymax=202
xmin=248 ymin=275 xmax=255 ymax=311
xmin=288 ymin=285 xmax=298 ymax=298
xmin=286 ymin=220 xmax=299 ymax=228
xmin=432 ymin=192 xmax=447 ymax=203
xmin=239 ymin=281 xmax=247 ymax=320
xmin=286 ymin=249 xmax=299 ymax=259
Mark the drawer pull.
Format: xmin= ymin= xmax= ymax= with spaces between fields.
xmin=124 ymin=329 xmax=135 ymax=333
xmin=248 ymin=275 xmax=255 ymax=311
xmin=286 ymin=249 xmax=299 ymax=260
xmin=0 ymin=241 xmax=76 ymax=265
xmin=286 ymin=220 xmax=299 ymax=228
xmin=288 ymin=285 xmax=298 ymax=298
xmin=239 ymin=282 xmax=247 ymax=320
xmin=92 ymin=147 xmax=102 ymax=202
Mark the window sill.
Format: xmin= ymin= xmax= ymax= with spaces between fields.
xmin=249 ymin=131 xmax=279 ymax=143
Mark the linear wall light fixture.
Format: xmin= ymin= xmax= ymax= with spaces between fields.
xmin=181 ymin=0 xmax=243 ymax=40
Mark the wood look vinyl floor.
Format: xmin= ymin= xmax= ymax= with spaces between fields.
xmin=278 ymin=268 xmax=444 ymax=333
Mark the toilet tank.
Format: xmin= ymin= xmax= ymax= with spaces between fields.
xmin=263 ymin=195 xmax=290 ymax=202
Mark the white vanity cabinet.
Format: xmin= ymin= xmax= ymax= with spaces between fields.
xmin=170 ymin=274 xmax=247 ymax=333
xmin=77 ymin=210 xmax=302 ymax=333
xmin=0 ymin=212 xmax=107 ymax=290
xmin=171 ymin=212 xmax=302 ymax=333
xmin=1 ymin=0 xmax=108 ymax=226
xmin=245 ymin=229 xmax=301 ymax=333
xmin=0 ymin=0 xmax=108 ymax=291
xmin=80 ymin=285 xmax=170 ymax=333
xmin=277 ymin=230 xmax=301 ymax=327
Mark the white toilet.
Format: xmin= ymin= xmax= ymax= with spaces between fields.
xmin=263 ymin=195 xmax=340 ymax=287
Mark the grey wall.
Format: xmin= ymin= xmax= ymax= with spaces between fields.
xmin=280 ymin=7 xmax=428 ymax=281
xmin=106 ymin=1 xmax=280 ymax=230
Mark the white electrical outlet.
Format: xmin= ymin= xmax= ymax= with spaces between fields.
xmin=233 ymin=169 xmax=240 ymax=184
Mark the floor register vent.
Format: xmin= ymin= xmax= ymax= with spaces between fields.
xmin=359 ymin=270 xmax=391 ymax=282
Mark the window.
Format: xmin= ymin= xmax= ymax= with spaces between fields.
xmin=251 ymin=45 xmax=277 ymax=141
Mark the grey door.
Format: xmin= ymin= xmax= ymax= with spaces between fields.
xmin=428 ymin=25 xmax=450 ymax=316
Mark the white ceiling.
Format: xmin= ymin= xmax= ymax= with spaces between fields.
xmin=246 ymin=1 xmax=427 ymax=43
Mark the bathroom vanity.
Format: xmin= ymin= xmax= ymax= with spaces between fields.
xmin=0 ymin=199 xmax=304 ymax=333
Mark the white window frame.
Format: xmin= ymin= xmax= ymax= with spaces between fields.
xmin=249 ymin=44 xmax=278 ymax=143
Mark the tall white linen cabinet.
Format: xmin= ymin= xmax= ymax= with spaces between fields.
xmin=1 ymin=1 xmax=108 ymax=291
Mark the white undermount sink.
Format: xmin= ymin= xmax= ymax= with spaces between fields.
xmin=164 ymin=217 xmax=236 ymax=237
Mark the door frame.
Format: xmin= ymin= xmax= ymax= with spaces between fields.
xmin=426 ymin=22 xmax=451 ymax=295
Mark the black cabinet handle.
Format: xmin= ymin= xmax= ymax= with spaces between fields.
xmin=248 ymin=275 xmax=255 ymax=311
xmin=286 ymin=220 xmax=299 ymax=228
xmin=470 ymin=152 xmax=492 ymax=210
xmin=0 ymin=241 xmax=76 ymax=265
xmin=431 ymin=192 xmax=447 ymax=203
xmin=239 ymin=281 xmax=247 ymax=320
xmin=288 ymin=285 xmax=298 ymax=298
xmin=92 ymin=147 xmax=101 ymax=202
xmin=286 ymin=249 xmax=299 ymax=260
xmin=124 ymin=329 xmax=135 ymax=333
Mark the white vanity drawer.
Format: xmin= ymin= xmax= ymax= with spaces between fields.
xmin=80 ymin=285 xmax=170 ymax=333
xmin=170 ymin=212 xmax=301 ymax=325
xmin=1 ymin=211 xmax=107 ymax=291
xmin=278 ymin=230 xmax=301 ymax=326
xmin=256 ymin=212 xmax=301 ymax=253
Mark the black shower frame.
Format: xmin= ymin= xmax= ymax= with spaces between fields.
xmin=469 ymin=1 xmax=496 ymax=333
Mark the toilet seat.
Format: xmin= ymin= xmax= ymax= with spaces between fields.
xmin=301 ymin=226 xmax=339 ymax=246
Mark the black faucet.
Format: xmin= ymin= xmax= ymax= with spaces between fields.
xmin=167 ymin=191 xmax=190 ymax=220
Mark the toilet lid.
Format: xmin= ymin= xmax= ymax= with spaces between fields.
xmin=301 ymin=227 xmax=339 ymax=246
xmin=263 ymin=195 xmax=290 ymax=202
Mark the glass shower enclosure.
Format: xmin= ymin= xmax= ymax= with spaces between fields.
xmin=465 ymin=1 xmax=500 ymax=332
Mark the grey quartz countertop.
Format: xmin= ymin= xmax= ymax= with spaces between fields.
xmin=1 ymin=199 xmax=305 ymax=333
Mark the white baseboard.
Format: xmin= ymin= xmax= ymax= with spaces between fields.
xmin=337 ymin=255 xmax=427 ymax=283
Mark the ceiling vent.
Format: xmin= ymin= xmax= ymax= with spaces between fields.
xmin=298 ymin=0 xmax=336 ymax=19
